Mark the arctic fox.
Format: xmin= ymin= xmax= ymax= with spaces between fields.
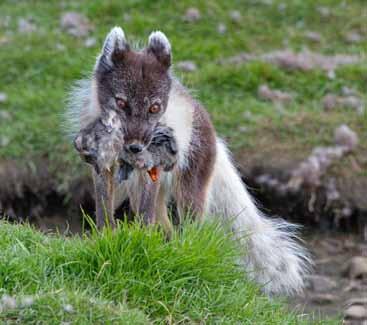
xmin=67 ymin=27 xmax=310 ymax=295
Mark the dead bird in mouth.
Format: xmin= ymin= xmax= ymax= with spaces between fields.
xmin=74 ymin=111 xmax=177 ymax=182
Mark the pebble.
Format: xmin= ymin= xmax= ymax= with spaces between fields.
xmin=0 ymin=92 xmax=7 ymax=103
xmin=258 ymin=84 xmax=293 ymax=104
xmin=344 ymin=32 xmax=363 ymax=44
xmin=0 ymin=110 xmax=11 ymax=121
xmin=63 ymin=304 xmax=74 ymax=313
xmin=0 ymin=136 xmax=10 ymax=147
xmin=346 ymin=256 xmax=367 ymax=279
xmin=183 ymin=7 xmax=201 ymax=22
xmin=217 ymin=23 xmax=227 ymax=34
xmin=84 ymin=37 xmax=96 ymax=48
xmin=344 ymin=305 xmax=367 ymax=320
xmin=21 ymin=296 xmax=34 ymax=307
xmin=18 ymin=18 xmax=37 ymax=33
xmin=176 ymin=61 xmax=197 ymax=72
xmin=334 ymin=125 xmax=359 ymax=152
xmin=305 ymin=31 xmax=322 ymax=43
xmin=229 ymin=10 xmax=241 ymax=23
xmin=1 ymin=295 xmax=17 ymax=310
xmin=60 ymin=12 xmax=93 ymax=37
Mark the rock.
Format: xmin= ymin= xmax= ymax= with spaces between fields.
xmin=229 ymin=10 xmax=241 ymax=23
xmin=63 ymin=304 xmax=74 ymax=313
xmin=176 ymin=61 xmax=197 ymax=72
xmin=310 ymin=293 xmax=338 ymax=304
xmin=18 ymin=18 xmax=37 ymax=33
xmin=183 ymin=7 xmax=201 ymax=22
xmin=0 ymin=136 xmax=10 ymax=147
xmin=345 ymin=256 xmax=367 ymax=279
xmin=345 ymin=32 xmax=363 ymax=44
xmin=304 ymin=31 xmax=322 ymax=43
xmin=323 ymin=94 xmax=364 ymax=114
xmin=305 ymin=275 xmax=337 ymax=292
xmin=344 ymin=305 xmax=367 ymax=320
xmin=217 ymin=23 xmax=227 ymax=34
xmin=341 ymin=86 xmax=358 ymax=97
xmin=0 ymin=110 xmax=11 ymax=121
xmin=334 ymin=125 xmax=359 ymax=152
xmin=317 ymin=6 xmax=331 ymax=17
xmin=257 ymin=84 xmax=293 ymax=104
xmin=60 ymin=12 xmax=93 ymax=37
xmin=84 ymin=37 xmax=96 ymax=48
xmin=20 ymin=296 xmax=34 ymax=308
xmin=1 ymin=295 xmax=17 ymax=310
xmin=322 ymin=94 xmax=338 ymax=111
xmin=0 ymin=92 xmax=7 ymax=103
xmin=55 ymin=43 xmax=66 ymax=51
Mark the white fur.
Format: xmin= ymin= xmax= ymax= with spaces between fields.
xmin=160 ymin=81 xmax=193 ymax=169
xmin=148 ymin=31 xmax=171 ymax=54
xmin=100 ymin=26 xmax=127 ymax=66
xmin=208 ymin=139 xmax=311 ymax=294
xmin=64 ymin=77 xmax=100 ymax=138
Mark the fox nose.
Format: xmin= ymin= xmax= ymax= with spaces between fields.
xmin=125 ymin=143 xmax=144 ymax=154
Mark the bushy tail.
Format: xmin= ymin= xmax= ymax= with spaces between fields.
xmin=208 ymin=139 xmax=311 ymax=295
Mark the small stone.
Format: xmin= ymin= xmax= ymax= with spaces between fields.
xmin=176 ymin=61 xmax=197 ymax=72
xmin=217 ymin=23 xmax=227 ymax=34
xmin=344 ymin=305 xmax=367 ymax=320
xmin=341 ymin=86 xmax=358 ymax=97
xmin=304 ymin=31 xmax=322 ymax=43
xmin=183 ymin=7 xmax=201 ymax=22
xmin=310 ymin=293 xmax=338 ymax=304
xmin=1 ymin=295 xmax=17 ymax=310
xmin=60 ymin=12 xmax=93 ymax=37
xmin=21 ymin=296 xmax=34 ymax=308
xmin=0 ymin=136 xmax=10 ymax=147
xmin=0 ymin=92 xmax=7 ymax=103
xmin=278 ymin=3 xmax=287 ymax=12
xmin=346 ymin=256 xmax=367 ymax=279
xmin=229 ymin=10 xmax=241 ymax=23
xmin=0 ymin=110 xmax=11 ymax=121
xmin=305 ymin=275 xmax=337 ymax=292
xmin=258 ymin=84 xmax=293 ymax=104
xmin=84 ymin=37 xmax=96 ymax=48
xmin=334 ymin=125 xmax=359 ymax=152
xmin=327 ymin=69 xmax=336 ymax=79
xmin=317 ymin=6 xmax=331 ymax=17
xmin=18 ymin=18 xmax=37 ymax=33
xmin=63 ymin=304 xmax=74 ymax=313
xmin=55 ymin=43 xmax=66 ymax=51
xmin=345 ymin=32 xmax=363 ymax=44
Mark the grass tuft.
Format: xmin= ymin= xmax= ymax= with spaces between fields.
xmin=0 ymin=220 xmax=337 ymax=323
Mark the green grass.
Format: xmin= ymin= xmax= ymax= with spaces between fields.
xmin=0 ymin=220 xmax=337 ymax=324
xmin=0 ymin=0 xmax=366 ymax=170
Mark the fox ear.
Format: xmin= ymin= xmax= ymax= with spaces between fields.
xmin=99 ymin=27 xmax=129 ymax=67
xmin=147 ymin=31 xmax=171 ymax=68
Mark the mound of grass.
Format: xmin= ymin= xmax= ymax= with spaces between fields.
xmin=0 ymin=221 xmax=337 ymax=324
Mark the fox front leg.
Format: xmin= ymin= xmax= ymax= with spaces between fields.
xmin=137 ymin=173 xmax=161 ymax=225
xmin=93 ymin=168 xmax=117 ymax=229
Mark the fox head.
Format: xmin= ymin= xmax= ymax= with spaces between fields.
xmin=94 ymin=27 xmax=172 ymax=154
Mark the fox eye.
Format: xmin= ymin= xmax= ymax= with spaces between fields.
xmin=149 ymin=103 xmax=161 ymax=114
xmin=115 ymin=97 xmax=127 ymax=110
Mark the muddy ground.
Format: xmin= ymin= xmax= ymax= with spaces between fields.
xmin=291 ymin=233 xmax=366 ymax=323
